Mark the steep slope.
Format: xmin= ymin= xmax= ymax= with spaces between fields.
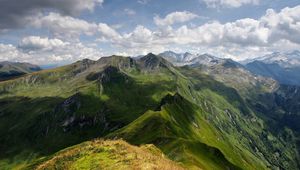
xmin=158 ymin=51 xmax=276 ymax=95
xmin=248 ymin=85 xmax=300 ymax=159
xmin=28 ymin=139 xmax=184 ymax=170
xmin=108 ymin=93 xmax=243 ymax=170
xmin=188 ymin=60 xmax=277 ymax=96
xmin=0 ymin=54 xmax=298 ymax=169
xmin=245 ymin=51 xmax=300 ymax=85
xmin=246 ymin=61 xmax=300 ymax=85
xmin=0 ymin=61 xmax=41 ymax=81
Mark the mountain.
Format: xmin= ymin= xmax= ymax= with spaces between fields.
xmin=190 ymin=58 xmax=277 ymax=96
xmin=249 ymin=51 xmax=300 ymax=68
xmin=245 ymin=51 xmax=300 ymax=85
xmin=158 ymin=51 xmax=196 ymax=65
xmin=189 ymin=53 xmax=228 ymax=66
xmin=159 ymin=51 xmax=276 ymax=95
xmin=159 ymin=51 xmax=235 ymax=67
xmin=0 ymin=61 xmax=41 ymax=81
xmin=159 ymin=51 xmax=246 ymax=71
xmin=0 ymin=54 xmax=299 ymax=169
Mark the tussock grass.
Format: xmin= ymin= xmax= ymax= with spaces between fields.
xmin=31 ymin=139 xmax=185 ymax=170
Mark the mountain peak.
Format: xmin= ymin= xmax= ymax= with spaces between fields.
xmin=97 ymin=55 xmax=136 ymax=69
xmin=252 ymin=51 xmax=300 ymax=68
xmin=159 ymin=51 xmax=197 ymax=64
xmin=139 ymin=53 xmax=171 ymax=70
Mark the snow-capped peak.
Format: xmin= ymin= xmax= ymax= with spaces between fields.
xmin=158 ymin=51 xmax=229 ymax=66
xmin=252 ymin=50 xmax=300 ymax=68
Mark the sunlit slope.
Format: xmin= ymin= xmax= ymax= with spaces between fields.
xmin=27 ymin=139 xmax=185 ymax=170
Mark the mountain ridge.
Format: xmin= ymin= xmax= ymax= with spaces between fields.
xmin=0 ymin=61 xmax=41 ymax=81
xmin=245 ymin=51 xmax=300 ymax=85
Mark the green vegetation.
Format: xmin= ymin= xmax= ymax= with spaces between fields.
xmin=28 ymin=139 xmax=184 ymax=170
xmin=0 ymin=54 xmax=298 ymax=169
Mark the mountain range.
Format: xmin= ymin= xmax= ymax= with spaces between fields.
xmin=0 ymin=53 xmax=299 ymax=169
xmin=159 ymin=50 xmax=300 ymax=86
xmin=0 ymin=61 xmax=41 ymax=81
xmin=245 ymin=51 xmax=300 ymax=85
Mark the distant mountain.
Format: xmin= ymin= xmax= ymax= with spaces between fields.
xmin=0 ymin=61 xmax=41 ymax=81
xmin=159 ymin=51 xmax=241 ymax=67
xmin=249 ymin=51 xmax=300 ymax=68
xmin=158 ymin=51 xmax=196 ymax=65
xmin=246 ymin=51 xmax=300 ymax=85
xmin=159 ymin=51 xmax=275 ymax=94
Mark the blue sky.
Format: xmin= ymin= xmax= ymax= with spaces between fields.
xmin=0 ymin=0 xmax=300 ymax=64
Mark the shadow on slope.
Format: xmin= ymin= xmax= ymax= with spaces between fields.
xmin=108 ymin=93 xmax=242 ymax=170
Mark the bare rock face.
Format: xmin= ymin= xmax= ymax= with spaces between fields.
xmin=56 ymin=93 xmax=82 ymax=114
xmin=71 ymin=59 xmax=96 ymax=76
xmin=47 ymin=93 xmax=112 ymax=133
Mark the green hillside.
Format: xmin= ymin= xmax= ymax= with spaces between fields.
xmin=27 ymin=139 xmax=185 ymax=170
xmin=0 ymin=54 xmax=298 ymax=169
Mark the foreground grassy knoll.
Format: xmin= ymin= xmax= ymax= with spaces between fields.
xmin=27 ymin=139 xmax=185 ymax=170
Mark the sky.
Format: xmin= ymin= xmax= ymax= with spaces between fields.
xmin=0 ymin=0 xmax=300 ymax=65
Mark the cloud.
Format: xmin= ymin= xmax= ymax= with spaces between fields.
xmin=98 ymin=23 xmax=122 ymax=41
xmin=0 ymin=0 xmax=103 ymax=30
xmin=1 ymin=4 xmax=300 ymax=62
xmin=0 ymin=36 xmax=103 ymax=64
xmin=28 ymin=12 xmax=124 ymax=42
xmin=154 ymin=11 xmax=199 ymax=26
xmin=31 ymin=12 xmax=98 ymax=40
xmin=202 ymin=0 xmax=259 ymax=8
xmin=18 ymin=36 xmax=68 ymax=51
xmin=261 ymin=6 xmax=300 ymax=44
xmin=0 ymin=44 xmax=30 ymax=62
xmin=124 ymin=8 xmax=136 ymax=16
xmin=96 ymin=5 xmax=300 ymax=59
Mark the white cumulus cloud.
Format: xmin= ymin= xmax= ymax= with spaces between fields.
xmin=31 ymin=12 xmax=98 ymax=41
xmin=154 ymin=11 xmax=199 ymax=26
xmin=0 ymin=37 xmax=103 ymax=64
xmin=203 ymin=0 xmax=259 ymax=8
xmin=18 ymin=36 xmax=68 ymax=51
xmin=97 ymin=5 xmax=300 ymax=59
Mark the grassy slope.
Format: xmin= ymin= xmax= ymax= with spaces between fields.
xmin=0 ymin=55 xmax=298 ymax=169
xmin=27 ymin=139 xmax=185 ymax=170
xmin=108 ymin=94 xmax=240 ymax=170
xmin=108 ymin=93 xmax=263 ymax=170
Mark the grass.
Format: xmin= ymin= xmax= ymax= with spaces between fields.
xmin=28 ymin=139 xmax=185 ymax=170
xmin=108 ymin=93 xmax=264 ymax=170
